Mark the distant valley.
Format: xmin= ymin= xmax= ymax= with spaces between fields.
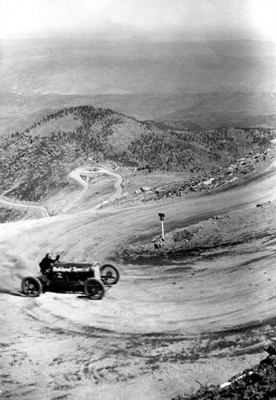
xmin=1 ymin=38 xmax=276 ymax=210
xmin=2 ymin=39 xmax=276 ymax=95
xmin=1 ymin=38 xmax=276 ymax=136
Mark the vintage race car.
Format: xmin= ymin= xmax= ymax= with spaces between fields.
xmin=21 ymin=261 xmax=120 ymax=300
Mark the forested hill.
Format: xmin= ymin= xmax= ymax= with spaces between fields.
xmin=0 ymin=105 xmax=274 ymax=201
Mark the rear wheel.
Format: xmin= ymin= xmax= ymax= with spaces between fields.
xmin=100 ymin=264 xmax=120 ymax=285
xmin=21 ymin=276 xmax=42 ymax=297
xmin=84 ymin=278 xmax=105 ymax=300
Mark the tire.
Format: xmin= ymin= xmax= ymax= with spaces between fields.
xmin=21 ymin=276 xmax=42 ymax=297
xmin=100 ymin=264 xmax=120 ymax=285
xmin=84 ymin=278 xmax=105 ymax=300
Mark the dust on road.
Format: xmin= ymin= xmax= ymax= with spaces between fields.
xmin=1 ymin=160 xmax=276 ymax=399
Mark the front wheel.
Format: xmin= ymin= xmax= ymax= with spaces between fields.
xmin=100 ymin=264 xmax=120 ymax=285
xmin=84 ymin=278 xmax=105 ymax=300
xmin=21 ymin=276 xmax=42 ymax=297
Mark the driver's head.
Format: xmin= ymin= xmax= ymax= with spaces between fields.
xmin=46 ymin=252 xmax=53 ymax=259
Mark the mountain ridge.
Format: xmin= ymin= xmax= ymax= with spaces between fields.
xmin=0 ymin=105 xmax=274 ymax=203
xmin=1 ymin=92 xmax=276 ymax=139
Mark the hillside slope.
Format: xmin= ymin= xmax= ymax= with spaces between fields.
xmin=0 ymin=105 xmax=274 ymax=202
xmin=1 ymin=92 xmax=276 ymax=140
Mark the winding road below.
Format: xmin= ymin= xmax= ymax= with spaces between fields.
xmin=1 ymin=159 xmax=276 ymax=400
xmin=60 ymin=165 xmax=123 ymax=213
xmin=0 ymin=197 xmax=49 ymax=218
xmin=0 ymin=166 xmax=123 ymax=217
xmin=1 ymin=159 xmax=276 ymax=332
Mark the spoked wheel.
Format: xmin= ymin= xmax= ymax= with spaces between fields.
xmin=21 ymin=276 xmax=42 ymax=297
xmin=100 ymin=264 xmax=120 ymax=285
xmin=84 ymin=278 xmax=105 ymax=300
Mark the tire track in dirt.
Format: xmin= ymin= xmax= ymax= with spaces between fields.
xmin=2 ymin=159 xmax=276 ymax=400
xmin=4 ymin=158 xmax=276 ymax=334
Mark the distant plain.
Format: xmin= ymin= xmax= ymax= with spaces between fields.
xmin=1 ymin=38 xmax=276 ymax=136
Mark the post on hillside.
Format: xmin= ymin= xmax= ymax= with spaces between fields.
xmin=158 ymin=213 xmax=165 ymax=241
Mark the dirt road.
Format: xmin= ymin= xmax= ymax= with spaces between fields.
xmin=0 ymin=166 xmax=122 ymax=216
xmin=62 ymin=166 xmax=122 ymax=212
xmin=0 ymin=197 xmax=49 ymax=218
xmin=61 ymin=167 xmax=89 ymax=213
xmin=1 ymin=160 xmax=276 ymax=399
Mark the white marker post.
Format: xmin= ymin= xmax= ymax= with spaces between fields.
xmin=159 ymin=213 xmax=165 ymax=241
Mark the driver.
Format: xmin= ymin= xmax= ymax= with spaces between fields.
xmin=40 ymin=253 xmax=60 ymax=276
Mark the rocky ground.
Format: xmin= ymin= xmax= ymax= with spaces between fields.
xmin=177 ymin=345 xmax=276 ymax=400
xmin=104 ymin=146 xmax=274 ymax=210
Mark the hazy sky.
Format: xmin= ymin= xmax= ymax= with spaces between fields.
xmin=1 ymin=0 xmax=276 ymax=41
